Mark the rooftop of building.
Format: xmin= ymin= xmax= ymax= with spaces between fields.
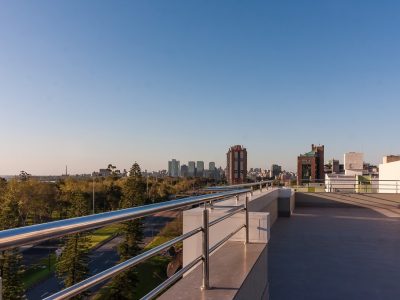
xmin=269 ymin=195 xmax=400 ymax=299
xmin=161 ymin=190 xmax=400 ymax=300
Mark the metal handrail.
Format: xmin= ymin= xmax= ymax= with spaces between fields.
xmin=0 ymin=186 xmax=260 ymax=300
xmin=0 ymin=189 xmax=250 ymax=251
xmin=296 ymin=179 xmax=400 ymax=193
xmin=209 ymin=206 xmax=245 ymax=227
xmin=205 ymin=180 xmax=273 ymax=191
xmin=45 ymin=227 xmax=203 ymax=300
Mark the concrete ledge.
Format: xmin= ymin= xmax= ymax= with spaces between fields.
xmin=159 ymin=242 xmax=268 ymax=300
xmin=278 ymin=188 xmax=295 ymax=217
xmin=183 ymin=189 xmax=277 ymax=268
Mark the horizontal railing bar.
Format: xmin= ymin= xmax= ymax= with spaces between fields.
xmin=140 ymin=255 xmax=203 ymax=300
xmin=210 ymin=205 xmax=244 ymax=209
xmin=209 ymin=224 xmax=246 ymax=254
xmin=0 ymin=188 xmax=250 ymax=251
xmin=205 ymin=180 xmax=273 ymax=191
xmin=209 ymin=206 xmax=245 ymax=227
xmin=302 ymin=179 xmax=399 ymax=182
xmin=44 ymin=226 xmax=203 ymax=300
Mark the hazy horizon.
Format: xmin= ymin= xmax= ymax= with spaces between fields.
xmin=1 ymin=1 xmax=400 ymax=175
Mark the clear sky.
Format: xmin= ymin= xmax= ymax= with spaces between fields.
xmin=1 ymin=1 xmax=400 ymax=175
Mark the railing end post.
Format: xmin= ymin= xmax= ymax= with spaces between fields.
xmin=202 ymin=208 xmax=210 ymax=290
xmin=245 ymin=195 xmax=249 ymax=244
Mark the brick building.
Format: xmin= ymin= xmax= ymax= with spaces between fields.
xmin=297 ymin=144 xmax=325 ymax=185
xmin=226 ymin=145 xmax=247 ymax=184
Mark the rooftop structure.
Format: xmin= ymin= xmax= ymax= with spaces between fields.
xmin=383 ymin=155 xmax=400 ymax=164
xmin=344 ymin=152 xmax=363 ymax=175
xmin=379 ymin=159 xmax=400 ymax=193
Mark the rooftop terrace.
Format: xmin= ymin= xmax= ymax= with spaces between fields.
xmin=1 ymin=182 xmax=399 ymax=299
xmin=269 ymin=195 xmax=400 ymax=299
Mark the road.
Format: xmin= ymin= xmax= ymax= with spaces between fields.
xmin=26 ymin=211 xmax=180 ymax=299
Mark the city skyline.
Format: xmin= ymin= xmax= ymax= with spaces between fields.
xmin=0 ymin=144 xmax=395 ymax=176
xmin=1 ymin=1 xmax=400 ymax=175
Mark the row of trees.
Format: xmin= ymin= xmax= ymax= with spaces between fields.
xmin=0 ymin=163 xmax=219 ymax=299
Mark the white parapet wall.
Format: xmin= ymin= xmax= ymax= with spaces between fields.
xmin=182 ymin=188 xmax=280 ymax=269
xmin=379 ymin=160 xmax=400 ymax=193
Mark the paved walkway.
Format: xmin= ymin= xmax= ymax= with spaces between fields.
xmin=268 ymin=205 xmax=400 ymax=300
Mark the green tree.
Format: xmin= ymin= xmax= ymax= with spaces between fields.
xmin=0 ymin=187 xmax=25 ymax=300
xmin=56 ymin=192 xmax=90 ymax=298
xmin=108 ymin=163 xmax=145 ymax=299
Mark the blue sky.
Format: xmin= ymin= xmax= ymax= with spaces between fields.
xmin=1 ymin=1 xmax=399 ymax=175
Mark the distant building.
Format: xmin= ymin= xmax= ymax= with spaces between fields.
xmin=332 ymin=159 xmax=340 ymax=173
xmin=297 ymin=144 xmax=325 ymax=185
xmin=271 ymin=164 xmax=282 ymax=178
xmin=209 ymin=162 xmax=216 ymax=171
xmin=98 ymin=169 xmax=111 ymax=177
xmin=168 ymin=159 xmax=180 ymax=177
xmin=325 ymin=159 xmax=340 ymax=174
xmin=344 ymin=152 xmax=363 ymax=175
xmin=188 ymin=161 xmax=196 ymax=177
xmin=180 ymin=165 xmax=189 ymax=177
xmin=379 ymin=159 xmax=400 ymax=193
xmin=196 ymin=161 xmax=204 ymax=177
xmin=383 ymin=155 xmax=400 ymax=164
xmin=226 ymin=145 xmax=247 ymax=184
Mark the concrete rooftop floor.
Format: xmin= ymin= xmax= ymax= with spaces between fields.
xmin=268 ymin=204 xmax=400 ymax=300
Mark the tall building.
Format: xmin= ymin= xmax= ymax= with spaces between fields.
xmin=168 ymin=159 xmax=180 ymax=177
xmin=344 ymin=152 xmax=363 ymax=175
xmin=226 ymin=145 xmax=247 ymax=184
xmin=331 ymin=159 xmax=340 ymax=174
xmin=297 ymin=144 xmax=324 ymax=185
xmin=271 ymin=164 xmax=282 ymax=178
xmin=188 ymin=161 xmax=196 ymax=177
xmin=196 ymin=161 xmax=204 ymax=177
xmin=209 ymin=162 xmax=216 ymax=171
xmin=180 ymin=164 xmax=189 ymax=177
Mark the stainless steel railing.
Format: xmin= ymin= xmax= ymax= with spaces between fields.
xmin=295 ymin=179 xmax=400 ymax=193
xmin=0 ymin=182 xmax=268 ymax=300
xmin=205 ymin=180 xmax=273 ymax=193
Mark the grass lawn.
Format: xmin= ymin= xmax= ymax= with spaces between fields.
xmin=87 ymin=224 xmax=121 ymax=248
xmin=23 ymin=254 xmax=57 ymax=289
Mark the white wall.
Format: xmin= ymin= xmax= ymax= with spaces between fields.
xmin=379 ymin=160 xmax=400 ymax=193
xmin=182 ymin=189 xmax=278 ymax=271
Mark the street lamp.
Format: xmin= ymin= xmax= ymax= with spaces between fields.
xmin=92 ymin=174 xmax=95 ymax=214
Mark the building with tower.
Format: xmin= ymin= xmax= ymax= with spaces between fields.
xmin=297 ymin=144 xmax=325 ymax=185
xmin=226 ymin=145 xmax=247 ymax=184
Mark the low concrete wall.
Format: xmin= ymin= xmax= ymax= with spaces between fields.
xmin=182 ymin=189 xmax=279 ymax=269
xmin=296 ymin=192 xmax=400 ymax=208
xmin=295 ymin=192 xmax=400 ymax=218
xmin=233 ymin=244 xmax=269 ymax=300
xmin=278 ymin=188 xmax=295 ymax=217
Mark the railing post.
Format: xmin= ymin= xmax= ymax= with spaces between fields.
xmin=201 ymin=209 xmax=210 ymax=290
xmin=260 ymin=184 xmax=262 ymax=192
xmin=251 ymin=186 xmax=253 ymax=197
xmin=0 ymin=276 xmax=2 ymax=300
xmin=245 ymin=195 xmax=249 ymax=244
xmin=236 ymin=195 xmax=239 ymax=206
